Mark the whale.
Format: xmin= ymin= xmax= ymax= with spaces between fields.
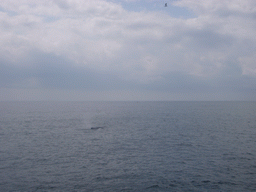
xmin=91 ymin=127 xmax=104 ymax=130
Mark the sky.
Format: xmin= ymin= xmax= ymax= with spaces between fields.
xmin=0 ymin=0 xmax=256 ymax=101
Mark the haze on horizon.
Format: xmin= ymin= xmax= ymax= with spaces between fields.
xmin=0 ymin=0 xmax=255 ymax=101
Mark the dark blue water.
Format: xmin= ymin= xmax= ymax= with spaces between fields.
xmin=0 ymin=101 xmax=256 ymax=191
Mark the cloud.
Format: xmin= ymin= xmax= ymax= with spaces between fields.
xmin=0 ymin=0 xmax=255 ymax=100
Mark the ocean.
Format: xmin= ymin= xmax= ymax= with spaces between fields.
xmin=0 ymin=101 xmax=256 ymax=191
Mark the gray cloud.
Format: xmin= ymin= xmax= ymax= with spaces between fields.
xmin=0 ymin=0 xmax=256 ymax=100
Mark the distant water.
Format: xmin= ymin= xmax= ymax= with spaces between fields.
xmin=0 ymin=101 xmax=256 ymax=192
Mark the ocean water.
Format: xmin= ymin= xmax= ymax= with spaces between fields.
xmin=0 ymin=101 xmax=256 ymax=192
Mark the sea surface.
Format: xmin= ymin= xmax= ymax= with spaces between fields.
xmin=0 ymin=101 xmax=256 ymax=191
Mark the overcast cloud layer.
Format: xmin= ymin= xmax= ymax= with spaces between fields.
xmin=0 ymin=0 xmax=255 ymax=101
